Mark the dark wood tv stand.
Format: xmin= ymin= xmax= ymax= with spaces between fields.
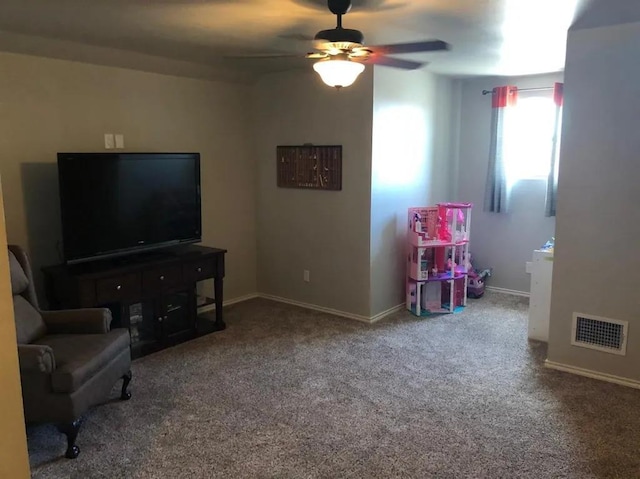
xmin=42 ymin=245 xmax=227 ymax=359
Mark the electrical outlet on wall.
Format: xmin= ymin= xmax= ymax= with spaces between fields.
xmin=115 ymin=134 xmax=125 ymax=149
xmin=303 ymin=270 xmax=310 ymax=282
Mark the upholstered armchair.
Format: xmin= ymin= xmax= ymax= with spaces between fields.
xmin=8 ymin=245 xmax=132 ymax=459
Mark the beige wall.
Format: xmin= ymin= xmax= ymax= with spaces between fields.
xmin=0 ymin=52 xmax=256 ymax=302
xmin=455 ymin=73 xmax=561 ymax=293
xmin=547 ymin=21 xmax=640 ymax=381
xmin=252 ymin=69 xmax=374 ymax=317
xmin=370 ymin=68 xmax=454 ymax=316
xmin=0 ymin=30 xmax=249 ymax=84
xmin=0 ymin=179 xmax=30 ymax=478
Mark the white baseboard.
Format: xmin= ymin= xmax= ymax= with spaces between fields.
xmin=198 ymin=292 xmax=404 ymax=323
xmin=258 ymin=293 xmax=373 ymax=323
xmin=197 ymin=293 xmax=260 ymax=314
xmin=370 ymin=304 xmax=405 ymax=323
xmin=545 ymin=360 xmax=640 ymax=390
xmin=257 ymin=294 xmax=404 ymax=323
xmin=486 ymin=286 xmax=530 ymax=298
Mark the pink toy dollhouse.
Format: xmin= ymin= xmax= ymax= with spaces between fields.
xmin=406 ymin=203 xmax=472 ymax=315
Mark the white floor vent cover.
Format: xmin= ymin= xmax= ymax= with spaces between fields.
xmin=571 ymin=313 xmax=628 ymax=356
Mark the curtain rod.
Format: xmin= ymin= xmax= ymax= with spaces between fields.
xmin=482 ymin=86 xmax=553 ymax=95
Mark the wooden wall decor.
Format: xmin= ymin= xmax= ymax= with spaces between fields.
xmin=276 ymin=145 xmax=342 ymax=190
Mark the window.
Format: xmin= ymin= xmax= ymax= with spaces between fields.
xmin=503 ymin=95 xmax=557 ymax=182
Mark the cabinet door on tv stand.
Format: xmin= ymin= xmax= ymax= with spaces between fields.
xmin=128 ymin=301 xmax=163 ymax=358
xmin=158 ymin=290 xmax=196 ymax=346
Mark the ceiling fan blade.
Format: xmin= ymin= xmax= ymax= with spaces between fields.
xmin=357 ymin=55 xmax=425 ymax=70
xmin=369 ymin=40 xmax=450 ymax=55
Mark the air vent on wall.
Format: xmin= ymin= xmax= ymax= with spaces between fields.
xmin=571 ymin=313 xmax=628 ymax=356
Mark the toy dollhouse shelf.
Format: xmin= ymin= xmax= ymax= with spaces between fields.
xmin=434 ymin=272 xmax=466 ymax=281
xmin=406 ymin=203 xmax=472 ymax=316
xmin=408 ymin=305 xmax=465 ymax=317
xmin=409 ymin=236 xmax=470 ymax=249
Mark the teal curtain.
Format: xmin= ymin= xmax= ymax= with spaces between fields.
xmin=545 ymin=82 xmax=564 ymax=217
xmin=484 ymin=86 xmax=517 ymax=213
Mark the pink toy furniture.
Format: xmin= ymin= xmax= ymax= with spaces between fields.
xmin=406 ymin=203 xmax=473 ymax=315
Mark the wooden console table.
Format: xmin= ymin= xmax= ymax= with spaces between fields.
xmin=42 ymin=245 xmax=227 ymax=358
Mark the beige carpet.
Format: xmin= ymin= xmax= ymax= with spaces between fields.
xmin=27 ymin=292 xmax=640 ymax=478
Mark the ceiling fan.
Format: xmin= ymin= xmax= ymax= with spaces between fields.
xmin=233 ymin=0 xmax=450 ymax=88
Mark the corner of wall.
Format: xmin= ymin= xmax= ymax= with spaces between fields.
xmin=252 ymin=67 xmax=374 ymax=317
xmin=449 ymin=79 xmax=463 ymax=201
xmin=0 ymin=179 xmax=30 ymax=478
xmin=369 ymin=69 xmax=456 ymax=317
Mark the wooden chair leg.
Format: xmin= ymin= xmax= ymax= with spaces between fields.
xmin=121 ymin=370 xmax=132 ymax=400
xmin=57 ymin=419 xmax=82 ymax=459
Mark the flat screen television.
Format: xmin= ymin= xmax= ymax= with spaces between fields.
xmin=57 ymin=152 xmax=201 ymax=264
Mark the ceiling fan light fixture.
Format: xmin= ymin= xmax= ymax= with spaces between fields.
xmin=313 ymin=57 xmax=365 ymax=88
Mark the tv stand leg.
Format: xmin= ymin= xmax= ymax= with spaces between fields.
xmin=213 ymin=276 xmax=226 ymax=331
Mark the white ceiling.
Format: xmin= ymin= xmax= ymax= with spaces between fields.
xmin=0 ymin=0 xmax=589 ymax=79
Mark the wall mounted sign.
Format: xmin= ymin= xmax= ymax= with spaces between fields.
xmin=276 ymin=144 xmax=342 ymax=191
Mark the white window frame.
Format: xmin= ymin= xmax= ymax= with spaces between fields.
xmin=503 ymin=92 xmax=556 ymax=183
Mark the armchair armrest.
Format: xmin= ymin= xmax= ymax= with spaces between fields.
xmin=41 ymin=308 xmax=112 ymax=334
xmin=18 ymin=344 xmax=55 ymax=374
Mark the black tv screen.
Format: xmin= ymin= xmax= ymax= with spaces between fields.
xmin=57 ymin=152 xmax=201 ymax=264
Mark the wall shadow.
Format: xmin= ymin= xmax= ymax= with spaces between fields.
xmin=20 ymin=162 xmax=63 ymax=306
xmin=370 ymin=215 xmax=400 ymax=316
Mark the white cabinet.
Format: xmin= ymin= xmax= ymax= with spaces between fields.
xmin=528 ymin=249 xmax=553 ymax=342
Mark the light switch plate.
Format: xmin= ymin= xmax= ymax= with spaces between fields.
xmin=115 ymin=134 xmax=124 ymax=149
xmin=104 ymin=133 xmax=114 ymax=149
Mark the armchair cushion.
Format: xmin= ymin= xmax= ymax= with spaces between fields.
xmin=17 ymin=344 xmax=56 ymax=374
xmin=13 ymin=295 xmax=47 ymax=344
xmin=33 ymin=329 xmax=130 ymax=393
xmin=41 ymin=308 xmax=112 ymax=335
xmin=9 ymin=250 xmax=29 ymax=295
